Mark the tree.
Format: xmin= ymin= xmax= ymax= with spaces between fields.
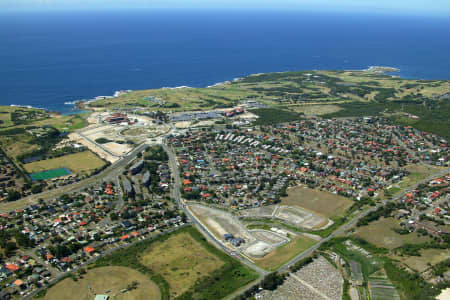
xmin=31 ymin=185 xmax=43 ymax=194
xmin=6 ymin=189 xmax=21 ymax=201
xmin=261 ymin=273 xmax=285 ymax=291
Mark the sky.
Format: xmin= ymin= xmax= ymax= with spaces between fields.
xmin=1 ymin=0 xmax=450 ymax=16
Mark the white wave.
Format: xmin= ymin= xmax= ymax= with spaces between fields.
xmin=207 ymin=81 xmax=229 ymax=88
xmin=10 ymin=104 xmax=45 ymax=110
xmin=161 ymin=85 xmax=192 ymax=89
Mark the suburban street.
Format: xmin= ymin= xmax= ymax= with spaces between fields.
xmin=0 ymin=142 xmax=150 ymax=212
xmin=161 ymin=142 xmax=269 ymax=277
xmin=278 ymin=166 xmax=450 ymax=272
xmin=5 ymin=126 xmax=449 ymax=300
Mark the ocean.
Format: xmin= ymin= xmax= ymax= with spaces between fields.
xmin=0 ymin=9 xmax=449 ymax=113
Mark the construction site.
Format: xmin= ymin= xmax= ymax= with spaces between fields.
xmin=239 ymin=204 xmax=331 ymax=230
xmin=69 ymin=111 xmax=170 ymax=162
xmin=187 ymin=204 xmax=292 ymax=259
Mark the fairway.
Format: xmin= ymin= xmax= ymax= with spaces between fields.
xmin=43 ymin=266 xmax=160 ymax=300
xmin=140 ymin=231 xmax=225 ymax=298
xmin=290 ymin=104 xmax=343 ymax=116
xmin=253 ymin=235 xmax=316 ymax=271
xmin=355 ymin=217 xmax=432 ymax=249
xmin=24 ymin=151 xmax=106 ymax=175
xmin=30 ymin=168 xmax=70 ymax=181
xmin=282 ymin=185 xmax=353 ymax=218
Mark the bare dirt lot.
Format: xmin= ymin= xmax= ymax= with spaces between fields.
xmin=44 ymin=266 xmax=160 ymax=300
xmin=282 ymin=185 xmax=354 ymax=218
xmin=239 ymin=206 xmax=276 ymax=218
xmin=189 ymin=205 xmax=255 ymax=243
xmin=250 ymin=230 xmax=288 ymax=245
xmin=103 ymin=142 xmax=132 ymax=156
xmin=69 ymin=132 xmax=119 ymax=163
xmin=275 ymin=205 xmax=327 ymax=229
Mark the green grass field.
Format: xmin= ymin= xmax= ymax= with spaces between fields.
xmin=30 ymin=168 xmax=71 ymax=181
xmin=24 ymin=151 xmax=106 ymax=175
xmin=355 ymin=217 xmax=432 ymax=249
xmin=92 ymin=226 xmax=259 ymax=300
xmin=140 ymin=231 xmax=225 ymax=298
xmin=253 ymin=235 xmax=316 ymax=271
xmin=42 ymin=266 xmax=161 ymax=300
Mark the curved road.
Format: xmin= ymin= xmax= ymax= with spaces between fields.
xmin=161 ymin=143 xmax=268 ymax=276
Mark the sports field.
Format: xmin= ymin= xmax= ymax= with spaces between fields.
xmin=30 ymin=168 xmax=71 ymax=181
xmin=24 ymin=151 xmax=106 ymax=175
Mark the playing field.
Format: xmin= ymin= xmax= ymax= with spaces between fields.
xmin=24 ymin=151 xmax=106 ymax=175
xmin=30 ymin=168 xmax=71 ymax=181
xmin=253 ymin=235 xmax=316 ymax=271
xmin=282 ymin=185 xmax=354 ymax=218
xmin=355 ymin=217 xmax=432 ymax=249
xmin=43 ymin=266 xmax=161 ymax=300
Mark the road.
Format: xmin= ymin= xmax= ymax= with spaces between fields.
xmin=163 ymin=140 xmax=449 ymax=285
xmin=278 ymin=167 xmax=450 ymax=272
xmin=161 ymin=143 xmax=268 ymax=277
xmin=13 ymin=127 xmax=450 ymax=299
xmin=0 ymin=142 xmax=149 ymax=213
xmin=22 ymin=225 xmax=188 ymax=300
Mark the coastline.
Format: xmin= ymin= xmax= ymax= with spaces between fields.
xmin=2 ymin=66 xmax=407 ymax=113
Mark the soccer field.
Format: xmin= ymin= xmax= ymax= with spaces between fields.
xmin=29 ymin=168 xmax=71 ymax=181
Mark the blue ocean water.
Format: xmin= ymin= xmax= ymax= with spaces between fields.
xmin=0 ymin=9 xmax=449 ymax=113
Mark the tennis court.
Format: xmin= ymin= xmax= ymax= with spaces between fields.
xmin=29 ymin=168 xmax=71 ymax=181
